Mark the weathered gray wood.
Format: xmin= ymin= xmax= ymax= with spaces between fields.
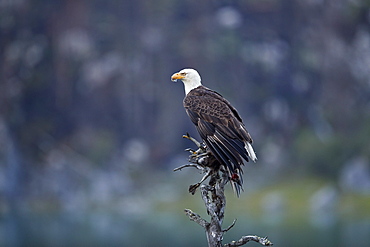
xmin=174 ymin=134 xmax=273 ymax=247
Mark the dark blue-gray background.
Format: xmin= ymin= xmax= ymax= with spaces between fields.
xmin=1 ymin=0 xmax=369 ymax=246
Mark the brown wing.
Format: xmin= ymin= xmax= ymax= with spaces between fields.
xmin=183 ymin=86 xmax=253 ymax=195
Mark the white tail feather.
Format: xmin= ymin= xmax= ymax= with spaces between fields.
xmin=245 ymin=142 xmax=257 ymax=163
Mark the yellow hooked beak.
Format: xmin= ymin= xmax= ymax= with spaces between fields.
xmin=171 ymin=72 xmax=185 ymax=82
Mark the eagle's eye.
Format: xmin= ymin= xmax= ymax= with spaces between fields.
xmin=180 ymin=72 xmax=186 ymax=76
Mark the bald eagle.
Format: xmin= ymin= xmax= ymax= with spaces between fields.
xmin=171 ymin=68 xmax=257 ymax=195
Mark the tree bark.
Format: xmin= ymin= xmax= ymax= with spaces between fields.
xmin=175 ymin=134 xmax=273 ymax=247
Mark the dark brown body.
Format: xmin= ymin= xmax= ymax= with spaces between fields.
xmin=183 ymin=85 xmax=254 ymax=195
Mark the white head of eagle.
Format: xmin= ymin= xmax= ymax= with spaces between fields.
xmin=171 ymin=68 xmax=202 ymax=95
xmin=171 ymin=68 xmax=258 ymax=196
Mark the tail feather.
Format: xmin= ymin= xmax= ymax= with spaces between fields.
xmin=245 ymin=142 xmax=257 ymax=162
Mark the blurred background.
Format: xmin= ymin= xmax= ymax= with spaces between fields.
xmin=1 ymin=0 xmax=370 ymax=246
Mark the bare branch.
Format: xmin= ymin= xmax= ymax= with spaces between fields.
xmin=173 ymin=163 xmax=204 ymax=172
xmin=183 ymin=133 xmax=206 ymax=151
xmin=224 ymin=236 xmax=273 ymax=247
xmin=178 ymin=133 xmax=273 ymax=247
xmin=189 ymin=169 xmax=212 ymax=194
xmin=223 ymin=219 xmax=237 ymax=233
xmin=184 ymin=209 xmax=208 ymax=228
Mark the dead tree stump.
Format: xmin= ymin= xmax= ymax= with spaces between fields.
xmin=174 ymin=134 xmax=273 ymax=247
